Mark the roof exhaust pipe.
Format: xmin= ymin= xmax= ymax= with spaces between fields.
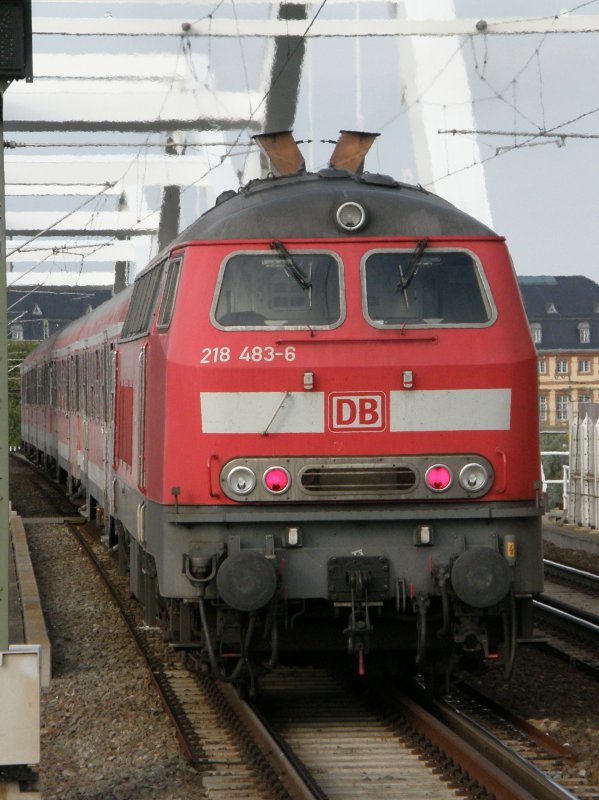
xmin=329 ymin=130 xmax=380 ymax=174
xmin=252 ymin=131 xmax=305 ymax=177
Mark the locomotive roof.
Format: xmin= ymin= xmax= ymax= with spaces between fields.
xmin=172 ymin=168 xmax=496 ymax=245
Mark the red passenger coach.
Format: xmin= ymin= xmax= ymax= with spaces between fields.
xmin=21 ymin=132 xmax=543 ymax=692
xmin=21 ymin=288 xmax=132 ymax=503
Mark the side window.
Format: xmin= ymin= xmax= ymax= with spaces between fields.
xmin=120 ymin=264 xmax=164 ymax=339
xmin=156 ymin=257 xmax=182 ymax=331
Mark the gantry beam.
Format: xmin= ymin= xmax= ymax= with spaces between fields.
xmin=29 ymin=15 xmax=599 ymax=37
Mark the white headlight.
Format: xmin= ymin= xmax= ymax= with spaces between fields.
xmin=335 ymin=201 xmax=367 ymax=232
xmin=459 ymin=463 xmax=488 ymax=493
xmin=226 ymin=466 xmax=256 ymax=495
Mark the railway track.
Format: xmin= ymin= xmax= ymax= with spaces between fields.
xmin=58 ymin=519 xmax=599 ymax=800
xmin=11 ymin=455 xmax=599 ymax=799
xmin=70 ymin=518 xmax=473 ymax=799
xmin=535 ymin=560 xmax=599 ymax=678
xmin=255 ymin=665 xmax=592 ymax=800
xmin=67 ymin=519 xmax=303 ymax=800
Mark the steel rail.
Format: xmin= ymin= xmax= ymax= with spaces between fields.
xmin=534 ymin=599 xmax=599 ymax=635
xmin=395 ymin=691 xmax=580 ymax=800
xmin=336 ymin=661 xmax=583 ymax=800
xmin=539 ymin=560 xmax=599 ymax=630
xmin=216 ymin=682 xmax=325 ymax=800
xmin=452 ymin=681 xmax=577 ymax=764
xmin=343 ymin=670 xmax=582 ymax=800
xmin=544 ymin=559 xmax=599 ymax=588
xmin=533 ymin=600 xmax=599 ymax=681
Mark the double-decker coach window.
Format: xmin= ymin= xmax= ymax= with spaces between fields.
xmin=121 ymin=263 xmax=163 ymax=339
xmin=363 ymin=249 xmax=493 ymax=327
xmin=212 ymin=251 xmax=343 ymax=329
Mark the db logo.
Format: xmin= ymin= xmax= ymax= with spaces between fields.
xmin=329 ymin=393 xmax=386 ymax=431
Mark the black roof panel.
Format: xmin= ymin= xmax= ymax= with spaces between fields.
xmin=171 ymin=170 xmax=496 ymax=244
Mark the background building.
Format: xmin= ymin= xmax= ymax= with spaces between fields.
xmin=7 ymin=286 xmax=111 ymax=341
xmin=518 ymin=275 xmax=599 ymax=429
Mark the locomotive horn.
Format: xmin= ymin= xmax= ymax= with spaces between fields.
xmin=252 ymin=131 xmax=306 ymax=176
xmin=329 ymin=130 xmax=380 ymax=174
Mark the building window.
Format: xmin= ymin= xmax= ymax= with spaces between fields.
xmin=531 ymin=323 xmax=542 ymax=343
xmin=578 ymin=322 xmax=590 ymax=344
xmin=556 ymin=394 xmax=569 ymax=421
xmin=578 ymin=393 xmax=591 ymax=404
xmin=556 ymin=359 xmax=569 ymax=374
xmin=10 ymin=324 xmax=23 ymax=340
xmin=538 ymin=394 xmax=547 ymax=421
xmin=538 ymin=358 xmax=547 ymax=374
xmin=578 ymin=358 xmax=591 ymax=374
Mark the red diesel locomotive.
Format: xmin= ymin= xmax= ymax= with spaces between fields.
xmin=21 ymin=132 xmax=543 ymax=690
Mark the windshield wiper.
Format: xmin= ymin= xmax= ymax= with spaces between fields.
xmin=270 ymin=240 xmax=312 ymax=291
xmin=396 ymin=238 xmax=429 ymax=310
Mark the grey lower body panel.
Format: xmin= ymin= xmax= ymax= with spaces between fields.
xmin=114 ymin=481 xmax=543 ymax=602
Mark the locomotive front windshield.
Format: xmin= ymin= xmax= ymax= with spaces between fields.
xmin=213 ymin=251 xmax=343 ymax=329
xmin=363 ymin=249 xmax=493 ymax=327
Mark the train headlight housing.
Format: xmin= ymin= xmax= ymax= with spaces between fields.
xmin=263 ymin=466 xmax=291 ymax=494
xmin=335 ymin=201 xmax=367 ymax=232
xmin=459 ymin=462 xmax=489 ymax=493
xmin=226 ymin=466 xmax=256 ymax=495
xmin=425 ymin=464 xmax=452 ymax=492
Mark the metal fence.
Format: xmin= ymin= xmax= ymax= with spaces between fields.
xmin=541 ymin=453 xmax=569 ymax=512
xmin=567 ymin=403 xmax=599 ymax=529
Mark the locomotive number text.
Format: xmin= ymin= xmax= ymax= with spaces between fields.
xmin=200 ymin=345 xmax=296 ymax=364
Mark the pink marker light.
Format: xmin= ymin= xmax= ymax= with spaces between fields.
xmin=425 ymin=465 xmax=452 ymax=492
xmin=263 ymin=467 xmax=291 ymax=494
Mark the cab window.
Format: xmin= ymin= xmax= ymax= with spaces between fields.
xmin=362 ymin=249 xmax=493 ymax=327
xmin=212 ymin=250 xmax=343 ymax=329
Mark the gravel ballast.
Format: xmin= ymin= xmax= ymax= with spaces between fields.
xmin=26 ymin=522 xmax=207 ymax=800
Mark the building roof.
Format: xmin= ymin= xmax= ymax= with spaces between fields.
xmin=518 ymin=275 xmax=599 ymax=352
xmin=8 ymin=286 xmax=112 ymax=341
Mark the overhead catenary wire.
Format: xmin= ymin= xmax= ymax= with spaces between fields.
xmin=431 ymin=98 xmax=599 ymax=187
xmin=5 ymin=140 xmax=254 ymax=149
xmin=6 ymin=33 xmax=198 ymax=284
xmin=12 ymin=0 xmax=599 ymax=285
xmin=420 ymin=0 xmax=599 ymax=188
xmin=439 ymin=128 xmax=599 ymax=141
xmin=6 ymin=182 xmax=117 ymax=258
xmin=83 ymin=0 xmax=331 ymax=260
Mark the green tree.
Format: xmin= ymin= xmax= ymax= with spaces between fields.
xmin=7 ymin=340 xmax=37 ymax=448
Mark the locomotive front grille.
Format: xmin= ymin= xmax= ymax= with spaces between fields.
xmin=300 ymin=464 xmax=417 ymax=494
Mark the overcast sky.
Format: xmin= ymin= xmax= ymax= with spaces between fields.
xmin=6 ymin=0 xmax=599 ymax=284
xmin=453 ymin=1 xmax=599 ymax=281
xmin=296 ymin=0 xmax=599 ymax=282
